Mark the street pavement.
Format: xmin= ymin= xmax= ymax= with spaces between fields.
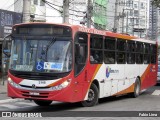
xmin=0 ymin=79 xmax=10 ymax=100
xmin=0 ymin=79 xmax=7 ymax=94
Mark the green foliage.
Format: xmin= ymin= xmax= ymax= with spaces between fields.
xmin=152 ymin=0 xmax=160 ymax=7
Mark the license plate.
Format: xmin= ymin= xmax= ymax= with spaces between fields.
xmin=29 ymin=92 xmax=40 ymax=95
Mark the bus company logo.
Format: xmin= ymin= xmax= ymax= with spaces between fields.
xmin=32 ymin=84 xmax=36 ymax=89
xmin=106 ymin=66 xmax=111 ymax=78
xmin=106 ymin=67 xmax=119 ymax=78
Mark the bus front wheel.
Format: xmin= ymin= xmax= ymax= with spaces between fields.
xmin=81 ymin=83 xmax=99 ymax=107
xmin=34 ymin=100 xmax=52 ymax=106
xmin=130 ymin=78 xmax=141 ymax=98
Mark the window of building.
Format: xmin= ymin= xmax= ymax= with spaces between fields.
xmin=134 ymin=2 xmax=138 ymax=8
xmin=134 ymin=10 xmax=139 ymax=17
xmin=126 ymin=0 xmax=133 ymax=7
xmin=130 ymin=10 xmax=133 ymax=16
xmin=130 ymin=18 xmax=134 ymax=25
xmin=140 ymin=20 xmax=145 ymax=27
xmin=40 ymin=0 xmax=45 ymax=6
xmin=135 ymin=19 xmax=139 ymax=25
xmin=34 ymin=0 xmax=38 ymax=5
xmin=141 ymin=2 xmax=145 ymax=9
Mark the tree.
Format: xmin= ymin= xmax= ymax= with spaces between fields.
xmin=152 ymin=0 xmax=160 ymax=7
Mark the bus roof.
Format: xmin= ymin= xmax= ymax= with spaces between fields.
xmin=13 ymin=22 xmax=156 ymax=44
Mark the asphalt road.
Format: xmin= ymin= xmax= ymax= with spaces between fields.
xmin=0 ymin=85 xmax=160 ymax=120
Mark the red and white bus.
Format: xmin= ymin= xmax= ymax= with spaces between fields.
xmin=4 ymin=23 xmax=157 ymax=107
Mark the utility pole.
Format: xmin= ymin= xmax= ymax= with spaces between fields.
xmin=22 ymin=0 xmax=31 ymax=23
xmin=87 ymin=0 xmax=92 ymax=28
xmin=63 ymin=0 xmax=69 ymax=24
xmin=122 ymin=9 xmax=125 ymax=33
xmin=113 ymin=0 xmax=118 ymax=32
xmin=126 ymin=12 xmax=129 ymax=33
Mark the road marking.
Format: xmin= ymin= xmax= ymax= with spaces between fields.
xmin=0 ymin=99 xmax=24 ymax=104
xmin=16 ymin=101 xmax=35 ymax=106
xmin=0 ymin=104 xmax=20 ymax=109
xmin=152 ymin=90 xmax=160 ymax=95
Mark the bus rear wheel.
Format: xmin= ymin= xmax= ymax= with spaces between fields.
xmin=34 ymin=100 xmax=52 ymax=106
xmin=130 ymin=78 xmax=141 ymax=98
xmin=81 ymin=83 xmax=99 ymax=107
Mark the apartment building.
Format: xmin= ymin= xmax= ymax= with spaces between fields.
xmin=117 ymin=0 xmax=149 ymax=38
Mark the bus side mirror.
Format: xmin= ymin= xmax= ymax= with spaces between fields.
xmin=3 ymin=35 xmax=12 ymax=58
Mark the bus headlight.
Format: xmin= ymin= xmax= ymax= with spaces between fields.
xmin=8 ymin=77 xmax=20 ymax=88
xmin=51 ymin=79 xmax=71 ymax=91
xmin=61 ymin=79 xmax=71 ymax=88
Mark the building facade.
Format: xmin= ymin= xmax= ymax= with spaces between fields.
xmin=117 ymin=0 xmax=149 ymax=38
xmin=148 ymin=0 xmax=158 ymax=40
xmin=93 ymin=0 xmax=107 ymax=30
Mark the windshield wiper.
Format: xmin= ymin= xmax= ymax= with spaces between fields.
xmin=46 ymin=37 xmax=56 ymax=52
xmin=42 ymin=37 xmax=56 ymax=61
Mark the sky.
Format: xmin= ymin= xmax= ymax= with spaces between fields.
xmin=0 ymin=0 xmax=87 ymax=26
xmin=0 ymin=0 xmax=14 ymax=11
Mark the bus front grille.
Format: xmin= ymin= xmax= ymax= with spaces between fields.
xmin=21 ymin=91 xmax=49 ymax=98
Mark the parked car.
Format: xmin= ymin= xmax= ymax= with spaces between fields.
xmin=157 ymin=64 xmax=160 ymax=84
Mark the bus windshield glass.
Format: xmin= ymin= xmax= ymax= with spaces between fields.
xmin=10 ymin=38 xmax=72 ymax=73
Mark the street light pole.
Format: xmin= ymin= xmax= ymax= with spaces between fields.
xmin=113 ymin=0 xmax=118 ymax=32
xmin=22 ymin=0 xmax=31 ymax=23
xmin=63 ymin=0 xmax=69 ymax=24
xmin=87 ymin=0 xmax=92 ymax=28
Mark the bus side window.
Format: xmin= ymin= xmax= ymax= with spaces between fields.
xmin=127 ymin=41 xmax=135 ymax=64
xmin=144 ymin=43 xmax=150 ymax=64
xmin=104 ymin=37 xmax=116 ymax=64
xmin=151 ymin=44 xmax=157 ymax=64
xmin=90 ymin=35 xmax=103 ymax=64
xmin=74 ymin=32 xmax=88 ymax=76
xmin=117 ymin=39 xmax=126 ymax=64
xmin=136 ymin=42 xmax=144 ymax=64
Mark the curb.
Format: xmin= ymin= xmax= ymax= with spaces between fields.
xmin=0 ymin=92 xmax=7 ymax=94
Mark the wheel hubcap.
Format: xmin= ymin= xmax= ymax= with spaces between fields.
xmin=87 ymin=89 xmax=95 ymax=101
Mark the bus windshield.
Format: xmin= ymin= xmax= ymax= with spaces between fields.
xmin=10 ymin=37 xmax=72 ymax=73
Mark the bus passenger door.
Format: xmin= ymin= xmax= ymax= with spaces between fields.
xmin=74 ymin=32 xmax=88 ymax=101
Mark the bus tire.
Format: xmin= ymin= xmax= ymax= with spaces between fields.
xmin=34 ymin=100 xmax=52 ymax=106
xmin=81 ymin=83 xmax=99 ymax=107
xmin=130 ymin=78 xmax=141 ymax=98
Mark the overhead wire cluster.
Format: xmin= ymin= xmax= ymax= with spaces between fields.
xmin=1 ymin=0 xmax=116 ymax=30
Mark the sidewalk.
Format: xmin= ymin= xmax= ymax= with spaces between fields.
xmin=0 ymin=79 xmax=7 ymax=94
xmin=0 ymin=80 xmax=23 ymax=101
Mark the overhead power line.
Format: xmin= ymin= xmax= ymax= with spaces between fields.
xmin=6 ymin=0 xmax=19 ymax=10
xmin=42 ymin=0 xmax=62 ymax=13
